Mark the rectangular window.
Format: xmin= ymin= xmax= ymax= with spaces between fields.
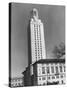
xmin=55 ymin=66 xmax=59 ymax=74
xmin=42 ymin=77 xmax=45 ymax=80
xmin=47 ymin=67 xmax=50 ymax=74
xmin=52 ymin=76 xmax=55 ymax=79
xmin=59 ymin=66 xmax=62 ymax=72
xmin=56 ymin=75 xmax=59 ymax=78
xmin=61 ymin=75 xmax=63 ymax=78
xmin=51 ymin=66 xmax=54 ymax=73
xmin=64 ymin=66 xmax=65 ymax=72
xmin=48 ymin=76 xmax=50 ymax=80
xmin=42 ymin=67 xmax=45 ymax=74
xmin=39 ymin=77 xmax=41 ymax=80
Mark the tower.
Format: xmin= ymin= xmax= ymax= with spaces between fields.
xmin=28 ymin=8 xmax=46 ymax=65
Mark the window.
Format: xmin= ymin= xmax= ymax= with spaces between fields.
xmin=48 ymin=76 xmax=50 ymax=80
xmin=18 ymin=83 xmax=20 ymax=86
xmin=47 ymin=67 xmax=50 ymax=74
xmin=59 ymin=66 xmax=62 ymax=72
xmin=55 ymin=66 xmax=59 ymax=74
xmin=61 ymin=75 xmax=63 ymax=78
xmin=51 ymin=66 xmax=54 ymax=73
xmin=64 ymin=66 xmax=65 ymax=72
xmin=52 ymin=76 xmax=55 ymax=79
xmin=56 ymin=75 xmax=59 ymax=78
xmin=42 ymin=77 xmax=45 ymax=80
xmin=15 ymin=83 xmax=17 ymax=86
xmin=43 ymin=83 xmax=45 ymax=85
xmin=39 ymin=77 xmax=41 ymax=80
xmin=11 ymin=84 xmax=13 ymax=87
xmin=61 ymin=80 xmax=64 ymax=84
xmin=42 ymin=67 xmax=45 ymax=74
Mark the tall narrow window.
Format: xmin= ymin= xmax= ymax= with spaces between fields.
xmin=42 ymin=67 xmax=45 ymax=74
xmin=51 ymin=66 xmax=54 ymax=73
xmin=55 ymin=66 xmax=59 ymax=74
xmin=64 ymin=65 xmax=65 ymax=72
xmin=59 ymin=65 xmax=62 ymax=72
xmin=47 ymin=67 xmax=50 ymax=74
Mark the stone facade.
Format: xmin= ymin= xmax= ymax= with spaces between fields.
xmin=23 ymin=59 xmax=65 ymax=86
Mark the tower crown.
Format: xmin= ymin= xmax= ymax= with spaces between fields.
xmin=32 ymin=8 xmax=39 ymax=20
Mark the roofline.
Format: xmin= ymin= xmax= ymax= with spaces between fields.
xmin=33 ymin=59 xmax=65 ymax=65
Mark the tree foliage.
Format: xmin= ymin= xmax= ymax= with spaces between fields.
xmin=52 ymin=42 xmax=65 ymax=59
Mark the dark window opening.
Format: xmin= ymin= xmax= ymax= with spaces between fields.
xmin=55 ymin=66 xmax=59 ymax=74
xmin=47 ymin=67 xmax=50 ymax=74
xmin=59 ymin=66 xmax=63 ymax=72
xmin=51 ymin=66 xmax=54 ymax=73
xmin=42 ymin=67 xmax=45 ymax=74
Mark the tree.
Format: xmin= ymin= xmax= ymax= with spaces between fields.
xmin=52 ymin=42 xmax=65 ymax=59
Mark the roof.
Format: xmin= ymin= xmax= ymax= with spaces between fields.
xmin=22 ymin=59 xmax=65 ymax=75
xmin=33 ymin=59 xmax=65 ymax=65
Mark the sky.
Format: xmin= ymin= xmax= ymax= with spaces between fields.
xmin=11 ymin=3 xmax=65 ymax=78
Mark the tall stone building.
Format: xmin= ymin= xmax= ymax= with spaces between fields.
xmin=22 ymin=8 xmax=66 ymax=86
xmin=28 ymin=8 xmax=46 ymax=65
